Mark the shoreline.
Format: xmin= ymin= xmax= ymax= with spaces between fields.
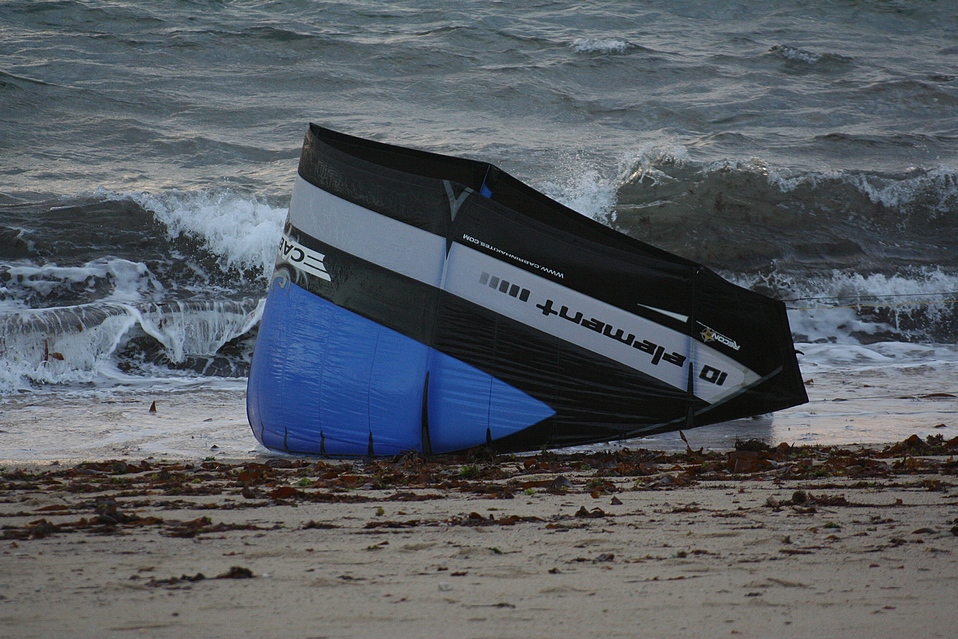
xmin=2 ymin=437 xmax=958 ymax=638
xmin=5 ymin=361 xmax=958 ymax=464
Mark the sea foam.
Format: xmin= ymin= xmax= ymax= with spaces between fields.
xmin=571 ymin=37 xmax=631 ymax=54
xmin=101 ymin=188 xmax=288 ymax=279
xmin=0 ymin=299 xmax=263 ymax=394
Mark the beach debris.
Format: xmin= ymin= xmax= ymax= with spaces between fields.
xmin=42 ymin=339 xmax=64 ymax=362
xmin=572 ymin=553 xmax=615 ymax=563
xmin=575 ymin=506 xmax=607 ymax=518
xmin=2 ymin=434 xmax=957 ymax=545
xmin=444 ymin=512 xmax=543 ymax=527
xmin=884 ymin=433 xmax=958 ymax=456
xmin=671 ymin=504 xmax=701 ymax=513
xmin=765 ymin=490 xmax=850 ymax=511
xmin=641 ymin=472 xmax=696 ymax=489
xmin=149 ymin=401 xmax=156 ymax=413
xmin=163 ymin=516 xmax=270 ymax=538
xmin=365 ymin=519 xmax=420 ymax=529
xmin=216 ymin=566 xmax=254 ymax=579
xmin=17 ymin=519 xmax=61 ymax=540
xmin=734 ymin=439 xmax=772 ymax=452
xmin=269 ymin=486 xmax=299 ymax=500
xmin=727 ymin=450 xmax=774 ymax=474
xmin=140 ymin=567 xmax=254 ymax=586
xmin=679 ymin=430 xmax=704 ymax=456
xmin=146 ymin=573 xmax=206 ymax=588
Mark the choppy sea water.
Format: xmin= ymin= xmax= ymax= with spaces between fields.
xmin=2 ymin=1 xmax=958 ymax=461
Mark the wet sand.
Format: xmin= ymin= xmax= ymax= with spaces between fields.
xmin=2 ymin=438 xmax=958 ymax=638
xmin=4 ymin=356 xmax=958 ymax=465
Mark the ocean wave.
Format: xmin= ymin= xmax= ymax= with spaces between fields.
xmin=101 ymin=188 xmax=287 ymax=279
xmin=537 ymin=162 xmax=619 ymax=222
xmin=0 ymin=257 xmax=162 ymax=310
xmin=861 ymin=79 xmax=958 ymax=107
xmin=603 ymin=147 xmax=958 ymax=344
xmin=767 ymin=44 xmax=852 ymax=68
xmin=610 ymin=151 xmax=958 ymax=271
xmin=0 ymin=188 xmax=284 ymax=392
xmin=768 ymin=44 xmax=823 ymax=64
xmin=2 ymin=188 xmax=287 ymax=310
xmin=0 ymin=298 xmax=263 ymax=394
xmin=766 ymin=165 xmax=958 ymax=218
xmin=571 ymin=37 xmax=632 ymax=54
xmin=737 ymin=267 xmax=958 ymax=345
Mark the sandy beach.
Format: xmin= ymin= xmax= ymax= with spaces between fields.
xmin=2 ymin=436 xmax=958 ymax=639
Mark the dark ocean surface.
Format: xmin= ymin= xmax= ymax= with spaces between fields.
xmin=2 ymin=1 xmax=957 ymax=457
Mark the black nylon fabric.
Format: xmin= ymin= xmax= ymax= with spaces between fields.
xmin=450 ymin=194 xmax=695 ymax=332
xmin=299 ymin=126 xmax=454 ymax=235
xmin=432 ymin=293 xmax=698 ymax=440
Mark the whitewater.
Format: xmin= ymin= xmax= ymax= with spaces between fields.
xmin=2 ymin=1 xmax=957 ymax=461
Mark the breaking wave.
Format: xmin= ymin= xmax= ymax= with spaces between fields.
xmin=571 ymin=37 xmax=632 ymax=54
xmin=0 ymin=299 xmax=263 ymax=393
xmin=0 ymin=189 xmax=285 ymax=393
xmin=609 ymin=148 xmax=958 ymax=272
xmin=110 ymin=188 xmax=288 ymax=279
xmin=4 ymin=156 xmax=958 ymax=397
xmin=605 ymin=147 xmax=958 ymax=345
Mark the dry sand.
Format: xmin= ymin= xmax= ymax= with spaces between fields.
xmin=2 ymin=437 xmax=958 ymax=639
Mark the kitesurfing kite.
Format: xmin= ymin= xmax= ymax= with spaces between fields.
xmin=246 ymin=124 xmax=807 ymax=456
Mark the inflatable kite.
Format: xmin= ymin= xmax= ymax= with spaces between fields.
xmin=247 ymin=125 xmax=807 ymax=456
